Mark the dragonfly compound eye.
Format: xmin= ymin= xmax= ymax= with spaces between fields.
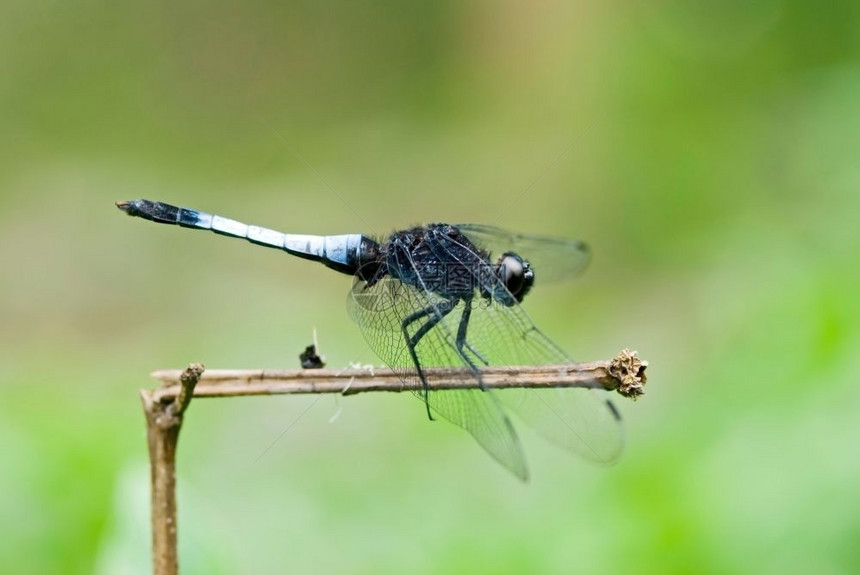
xmin=497 ymin=252 xmax=534 ymax=303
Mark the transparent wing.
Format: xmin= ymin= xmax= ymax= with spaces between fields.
xmin=456 ymin=223 xmax=591 ymax=283
xmin=425 ymin=292 xmax=624 ymax=466
xmin=421 ymin=225 xmax=622 ymax=464
xmin=348 ymin=226 xmax=623 ymax=474
xmin=348 ymin=275 xmax=529 ymax=481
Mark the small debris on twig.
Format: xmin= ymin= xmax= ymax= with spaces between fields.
xmin=348 ymin=362 xmax=376 ymax=376
xmin=300 ymin=328 xmax=326 ymax=369
xmin=300 ymin=345 xmax=326 ymax=369
xmin=608 ymin=349 xmax=647 ymax=399
xmin=328 ymin=400 xmax=344 ymax=423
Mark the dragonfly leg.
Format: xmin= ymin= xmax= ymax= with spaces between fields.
xmin=463 ymin=341 xmax=489 ymax=366
xmin=454 ymin=301 xmax=489 ymax=388
xmin=402 ymin=299 xmax=457 ymax=421
xmin=458 ymin=303 xmax=489 ymax=367
xmin=401 ymin=303 xmax=438 ymax=331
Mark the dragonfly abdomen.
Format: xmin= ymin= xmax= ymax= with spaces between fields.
xmin=116 ymin=199 xmax=376 ymax=276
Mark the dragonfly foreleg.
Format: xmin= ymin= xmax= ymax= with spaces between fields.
xmin=401 ymin=300 xmax=457 ymax=421
xmin=454 ymin=301 xmax=489 ymax=389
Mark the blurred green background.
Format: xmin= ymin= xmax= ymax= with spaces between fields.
xmin=2 ymin=1 xmax=859 ymax=573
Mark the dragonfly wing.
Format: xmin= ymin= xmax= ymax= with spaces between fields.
xmin=347 ymin=274 xmax=529 ymax=480
xmin=456 ymin=223 xmax=590 ymax=283
xmin=442 ymin=225 xmax=624 ymax=462
xmin=347 ymin=223 xmax=623 ymax=476
xmin=435 ymin=290 xmax=625 ymax=464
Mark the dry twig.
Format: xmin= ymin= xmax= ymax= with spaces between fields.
xmin=139 ymin=350 xmax=646 ymax=575
xmin=149 ymin=349 xmax=646 ymax=401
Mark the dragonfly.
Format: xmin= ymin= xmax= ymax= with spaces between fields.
xmin=117 ymin=199 xmax=626 ymax=480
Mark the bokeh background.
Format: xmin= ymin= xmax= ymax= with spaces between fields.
xmin=2 ymin=1 xmax=859 ymax=573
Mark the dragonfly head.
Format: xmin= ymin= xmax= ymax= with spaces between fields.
xmin=487 ymin=252 xmax=534 ymax=306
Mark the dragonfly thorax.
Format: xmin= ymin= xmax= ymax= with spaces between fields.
xmin=382 ymin=224 xmax=492 ymax=300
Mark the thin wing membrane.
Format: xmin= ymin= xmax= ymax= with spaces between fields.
xmin=347 ymin=223 xmax=623 ymax=477
xmin=348 ymin=276 xmax=529 ymax=480
xmin=456 ymin=223 xmax=590 ymax=283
